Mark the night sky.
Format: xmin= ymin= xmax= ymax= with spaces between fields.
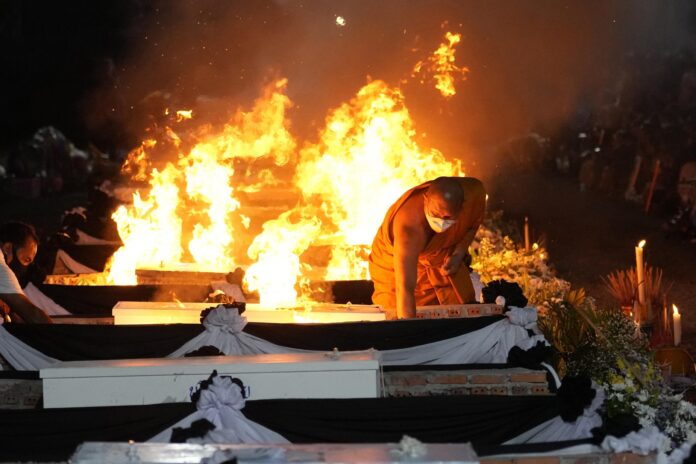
xmin=2 ymin=1 xmax=695 ymax=158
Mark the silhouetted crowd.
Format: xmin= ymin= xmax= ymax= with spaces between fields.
xmin=543 ymin=50 xmax=696 ymax=242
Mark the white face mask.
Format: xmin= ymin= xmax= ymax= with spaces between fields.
xmin=424 ymin=211 xmax=457 ymax=233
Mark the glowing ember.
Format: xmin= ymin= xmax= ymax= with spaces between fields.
xmin=176 ymin=109 xmax=193 ymax=121
xmin=412 ymin=31 xmax=468 ymax=97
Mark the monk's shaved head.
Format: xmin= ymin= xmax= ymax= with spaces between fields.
xmin=425 ymin=177 xmax=464 ymax=216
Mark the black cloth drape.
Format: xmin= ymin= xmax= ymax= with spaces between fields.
xmin=0 ymin=396 xmax=558 ymax=462
xmin=243 ymin=316 xmax=504 ymax=351
xmin=37 ymin=284 xmax=213 ymax=315
xmin=0 ymin=403 xmax=193 ymax=462
xmin=4 ymin=316 xmax=504 ymax=360
xmin=5 ymin=324 xmax=204 ymax=360
xmin=243 ymin=396 xmax=557 ymax=444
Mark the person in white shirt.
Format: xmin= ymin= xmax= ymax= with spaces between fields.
xmin=0 ymin=222 xmax=52 ymax=323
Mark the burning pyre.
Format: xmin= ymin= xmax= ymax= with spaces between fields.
xmin=104 ymin=31 xmax=468 ymax=308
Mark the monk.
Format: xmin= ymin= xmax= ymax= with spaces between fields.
xmin=369 ymin=177 xmax=486 ymax=319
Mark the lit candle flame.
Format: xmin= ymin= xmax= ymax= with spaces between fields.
xmin=638 ymin=239 xmax=646 ymax=249
xmin=673 ymin=304 xmax=679 ymax=316
xmin=335 ymin=16 xmax=346 ymax=27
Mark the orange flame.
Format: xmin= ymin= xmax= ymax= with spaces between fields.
xmin=296 ymin=79 xmax=463 ymax=280
xmin=244 ymin=208 xmax=321 ymax=307
xmin=109 ymin=164 xmax=183 ymax=284
xmin=412 ymin=31 xmax=468 ymax=97
xmin=108 ymin=79 xmax=295 ymax=284
xmin=108 ymin=35 xmax=469 ymax=306
xmin=121 ymin=139 xmax=156 ymax=182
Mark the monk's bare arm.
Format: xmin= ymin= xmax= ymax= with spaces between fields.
xmin=0 ymin=293 xmax=53 ymax=323
xmin=444 ymin=183 xmax=486 ymax=275
xmin=393 ymin=212 xmax=428 ymax=319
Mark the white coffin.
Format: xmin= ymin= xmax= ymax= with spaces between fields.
xmin=112 ymin=301 xmax=385 ymax=325
xmin=71 ymin=442 xmax=479 ymax=463
xmin=40 ymin=352 xmax=381 ymax=408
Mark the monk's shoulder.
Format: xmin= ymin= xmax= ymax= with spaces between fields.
xmin=393 ymin=193 xmax=423 ymax=227
xmin=458 ymin=177 xmax=486 ymax=197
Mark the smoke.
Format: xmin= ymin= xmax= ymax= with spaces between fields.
xmin=91 ymin=0 xmax=695 ymax=169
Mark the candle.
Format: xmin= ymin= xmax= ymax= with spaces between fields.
xmin=524 ymin=217 xmax=530 ymax=252
xmin=635 ymin=240 xmax=646 ymax=305
xmin=673 ymin=304 xmax=682 ymax=347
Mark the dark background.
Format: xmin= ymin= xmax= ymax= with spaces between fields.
xmin=2 ymin=0 xmax=695 ymax=163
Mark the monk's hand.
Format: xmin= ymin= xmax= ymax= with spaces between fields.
xmin=442 ymin=252 xmax=464 ymax=275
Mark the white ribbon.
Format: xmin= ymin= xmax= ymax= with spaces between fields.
xmin=381 ymin=318 xmax=546 ymax=365
xmin=149 ymin=375 xmax=289 ymax=444
xmin=506 ymin=306 xmax=538 ymax=328
xmin=23 ymin=283 xmax=71 ymax=316
xmin=0 ymin=305 xmax=548 ymax=370
xmin=0 ymin=324 xmax=58 ymax=370
xmin=505 ymin=384 xmax=604 ymax=444
xmin=602 ymin=425 xmax=671 ymax=455
xmin=167 ymin=306 xmax=302 ymax=358
xmin=661 ymin=441 xmax=696 ymax=464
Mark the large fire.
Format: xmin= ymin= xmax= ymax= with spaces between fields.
xmin=107 ymin=79 xmax=295 ymax=284
xmin=106 ymin=32 xmax=468 ymax=308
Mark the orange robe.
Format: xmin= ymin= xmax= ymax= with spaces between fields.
xmin=368 ymin=177 xmax=486 ymax=318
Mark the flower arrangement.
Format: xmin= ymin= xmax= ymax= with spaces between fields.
xmin=603 ymin=358 xmax=696 ymax=448
xmin=475 ymin=210 xmax=696 ymax=451
xmin=537 ymin=288 xmax=650 ymax=380
xmin=472 ymin=211 xmax=570 ymax=312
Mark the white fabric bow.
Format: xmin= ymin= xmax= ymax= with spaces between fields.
xmin=506 ymin=306 xmax=538 ymax=327
xmin=203 ymin=306 xmax=248 ymax=334
xmin=149 ymin=373 xmax=289 ymax=444
xmin=197 ymin=376 xmax=246 ymax=415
